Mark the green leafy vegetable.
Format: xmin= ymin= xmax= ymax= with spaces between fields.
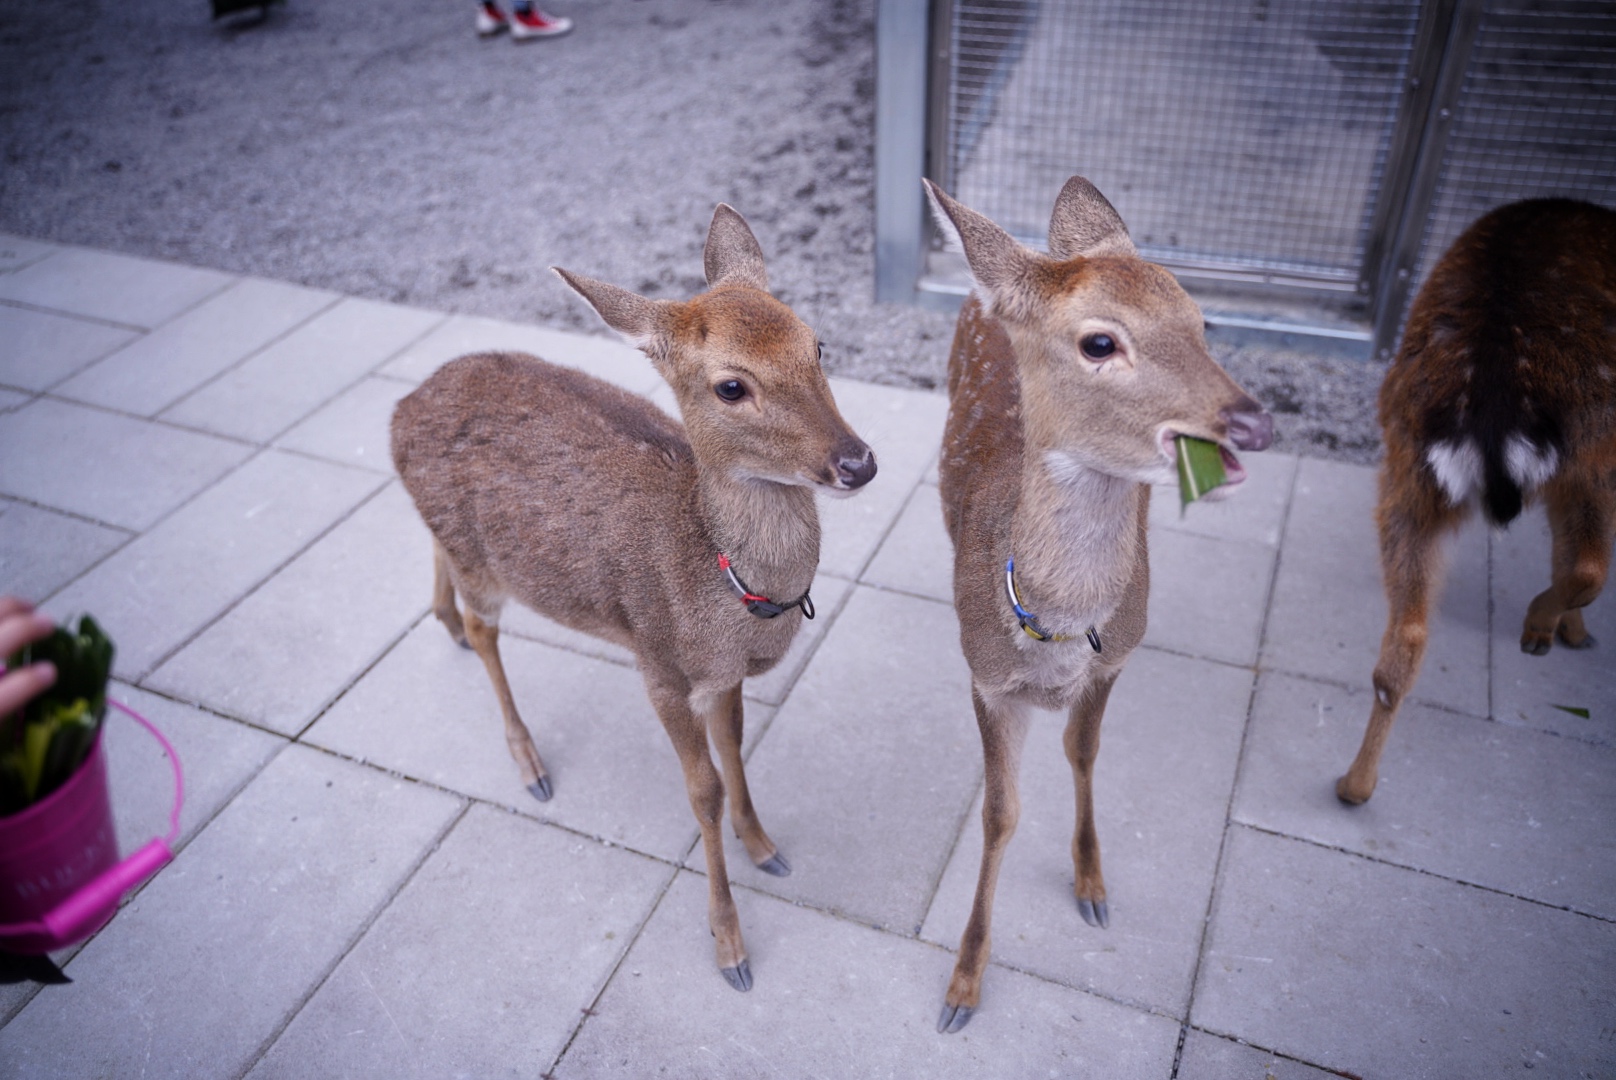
xmin=1177 ymin=436 xmax=1228 ymax=510
xmin=1551 ymin=704 xmax=1591 ymax=719
xmin=1 ymin=615 xmax=115 ymax=816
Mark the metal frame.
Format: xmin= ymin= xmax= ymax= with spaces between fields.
xmin=873 ymin=0 xmax=931 ymax=305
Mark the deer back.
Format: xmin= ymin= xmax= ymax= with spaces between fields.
xmin=1380 ymin=198 xmax=1616 ymax=526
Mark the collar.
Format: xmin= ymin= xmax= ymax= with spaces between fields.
xmin=718 ymin=554 xmax=815 ymax=620
xmin=1005 ymin=556 xmax=1101 ymax=651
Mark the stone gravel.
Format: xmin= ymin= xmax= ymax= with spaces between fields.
xmin=0 ymin=0 xmax=1386 ymax=464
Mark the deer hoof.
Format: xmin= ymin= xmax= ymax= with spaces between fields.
xmin=1557 ymin=627 xmax=1596 ymax=650
xmin=756 ymin=852 xmax=792 ymax=877
xmin=1520 ymin=633 xmax=1553 ymax=656
xmin=1078 ymin=897 xmax=1109 ymax=929
xmin=937 ymin=1001 xmax=975 ymax=1034
xmin=1336 ymin=773 xmax=1374 ymax=805
xmin=720 ymin=958 xmax=753 ymax=992
xmin=527 ymin=776 xmax=553 ymax=802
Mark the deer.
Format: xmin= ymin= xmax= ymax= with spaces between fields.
xmin=1336 ymin=197 xmax=1616 ymax=806
xmin=923 ymin=176 xmax=1273 ymax=1033
xmin=389 ymin=204 xmax=876 ymax=991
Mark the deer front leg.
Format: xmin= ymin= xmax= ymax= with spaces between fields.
xmin=1065 ymin=670 xmax=1118 ymax=929
xmin=706 ymin=684 xmax=790 ymax=876
xmin=1522 ymin=474 xmax=1613 ymax=653
xmin=462 ymin=609 xmax=553 ymax=802
xmin=939 ymin=689 xmax=1030 ymax=1035
xmin=649 ymin=676 xmax=752 ymax=991
xmin=1338 ymin=488 xmax=1454 ymax=805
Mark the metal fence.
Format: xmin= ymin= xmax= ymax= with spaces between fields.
xmin=876 ymin=0 xmax=1616 ymax=357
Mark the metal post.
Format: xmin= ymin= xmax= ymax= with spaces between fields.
xmin=874 ymin=0 xmax=931 ymax=304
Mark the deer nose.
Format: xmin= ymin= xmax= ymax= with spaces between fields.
xmin=835 ymin=441 xmax=877 ymax=489
xmin=1223 ymin=406 xmax=1274 ymax=452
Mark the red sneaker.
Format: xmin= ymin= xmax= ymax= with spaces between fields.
xmin=510 ymin=6 xmax=573 ymax=39
xmin=475 ymin=1 xmax=507 ymax=36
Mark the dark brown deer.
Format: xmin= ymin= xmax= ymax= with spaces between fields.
xmin=925 ymin=177 xmax=1273 ymax=1032
xmin=390 ymin=205 xmax=876 ymax=990
xmin=1337 ymin=198 xmax=1616 ymax=805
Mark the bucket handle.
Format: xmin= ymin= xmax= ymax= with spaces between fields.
xmin=0 ymin=696 xmax=185 ymax=948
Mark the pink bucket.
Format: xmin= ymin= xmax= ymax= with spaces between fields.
xmin=0 ymin=700 xmax=184 ymax=955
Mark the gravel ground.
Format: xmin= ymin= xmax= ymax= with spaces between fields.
xmin=0 ymin=0 xmax=1387 ymax=464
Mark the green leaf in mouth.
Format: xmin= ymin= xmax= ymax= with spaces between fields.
xmin=1177 ymin=436 xmax=1228 ymax=510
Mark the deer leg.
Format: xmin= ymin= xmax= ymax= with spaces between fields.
xmin=462 ymin=609 xmax=552 ymax=802
xmin=939 ymin=689 xmax=1030 ymax=1035
xmin=1338 ymin=487 xmax=1455 ymax=805
xmin=706 ymin=684 xmax=789 ymax=876
xmin=1522 ymin=474 xmax=1613 ymax=653
xmin=648 ymin=676 xmax=752 ymax=992
xmin=431 ymin=541 xmax=470 ymax=649
xmin=1064 ymin=670 xmax=1118 ymax=929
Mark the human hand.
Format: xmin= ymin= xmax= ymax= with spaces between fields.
xmin=0 ymin=597 xmax=58 ymax=719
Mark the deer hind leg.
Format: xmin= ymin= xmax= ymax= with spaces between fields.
xmin=706 ymin=684 xmax=789 ymax=876
xmin=1338 ymin=480 xmax=1459 ymax=805
xmin=431 ymin=540 xmax=470 ymax=648
xmin=1522 ymin=471 xmax=1614 ymax=653
xmin=1065 ymin=670 xmax=1119 ymax=929
xmin=461 ymin=608 xmax=552 ymax=802
xmin=648 ymin=674 xmax=751 ymax=991
xmin=939 ymin=689 xmax=1030 ymax=1034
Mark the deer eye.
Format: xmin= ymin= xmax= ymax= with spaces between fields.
xmin=714 ymin=379 xmax=747 ymax=402
xmin=816 ymin=341 xmax=824 ymax=361
xmin=1080 ymin=333 xmax=1116 ymax=360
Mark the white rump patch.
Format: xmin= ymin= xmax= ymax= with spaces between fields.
xmin=1504 ymin=434 xmax=1559 ymax=491
xmin=1425 ymin=439 xmax=1483 ymax=505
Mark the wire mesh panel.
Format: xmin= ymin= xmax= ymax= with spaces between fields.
xmin=938 ymin=0 xmax=1423 ymax=288
xmin=1412 ymin=0 xmax=1616 ymax=285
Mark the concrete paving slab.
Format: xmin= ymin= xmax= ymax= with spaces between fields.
xmin=0 ymin=388 xmax=27 ymax=413
xmin=0 ymin=247 xmax=231 ymax=329
xmin=45 ymin=450 xmax=385 ymax=679
xmin=1235 ymin=671 xmax=1616 ymax=920
xmin=0 ymin=745 xmax=463 ymax=1080
xmin=306 ymin=619 xmax=729 ymax=863
xmin=1176 ymin=1029 xmax=1340 ymax=1080
xmin=1490 ymin=506 xmax=1616 ymax=744
xmin=103 ymin=683 xmax=283 ymax=856
xmin=0 ymin=396 xmax=251 ymax=531
xmin=1263 ymin=457 xmax=1489 ymax=716
xmin=54 ymin=278 xmax=338 ymax=417
xmin=706 ymin=585 xmax=979 ymax=932
xmin=274 ymin=374 xmax=414 ymax=474
xmin=379 ymin=312 xmax=663 ymax=396
xmin=816 ymin=377 xmax=947 ymax=579
xmin=160 ymin=297 xmax=443 ymax=443
xmin=247 ymin=804 xmax=672 ymax=1080
xmin=147 ymin=483 xmax=432 ymax=736
xmin=861 ymin=480 xmax=953 ymax=603
xmin=1144 ymin=528 xmax=1275 ymax=667
xmin=1192 ymin=826 xmax=1616 ymax=1080
xmin=557 ymin=869 xmax=1182 ymax=1078
xmin=921 ymin=648 xmax=1255 ymax=1017
xmin=1149 ymin=449 xmax=1298 ymax=549
xmin=0 ymin=235 xmax=56 ymax=274
xmin=0 ymin=498 xmax=128 ymax=601
xmin=0 ymin=304 xmax=137 ymax=392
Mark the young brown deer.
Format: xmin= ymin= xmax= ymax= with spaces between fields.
xmin=389 ymin=204 xmax=876 ymax=991
xmin=925 ymin=177 xmax=1273 ymax=1032
xmin=1337 ymin=198 xmax=1616 ymax=806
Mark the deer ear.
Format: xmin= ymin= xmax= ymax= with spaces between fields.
xmin=1047 ymin=176 xmax=1136 ymax=260
xmin=703 ymin=204 xmax=769 ymax=291
xmin=553 ymin=268 xmax=669 ymax=357
xmin=924 ymin=178 xmax=1036 ymax=316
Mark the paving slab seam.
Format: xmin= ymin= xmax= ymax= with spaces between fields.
xmin=126 ymin=471 xmax=394 ymax=682
xmin=0 ymin=491 xmax=139 ymax=538
xmin=1170 ymin=454 xmax=1300 ymax=1079
xmin=31 ymin=388 xmax=265 ymax=451
xmin=0 ymin=239 xmax=56 ymax=277
xmin=1231 ymin=820 xmax=1616 ymax=926
xmin=846 ymin=460 xmax=941 ymax=582
xmin=541 ymin=860 xmax=690 ymax=1079
xmin=232 ymin=798 xmax=474 ymax=1080
xmin=0 ymin=295 xmax=184 ymax=338
xmin=1180 ymin=1024 xmax=1359 ymax=1079
xmin=282 ymin=608 xmax=437 ymax=741
xmin=1251 ymin=662 xmax=1497 ymax=723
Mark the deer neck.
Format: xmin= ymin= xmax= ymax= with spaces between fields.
xmin=696 ymin=470 xmax=821 ymax=598
xmin=1007 ymin=404 xmax=1142 ymax=631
